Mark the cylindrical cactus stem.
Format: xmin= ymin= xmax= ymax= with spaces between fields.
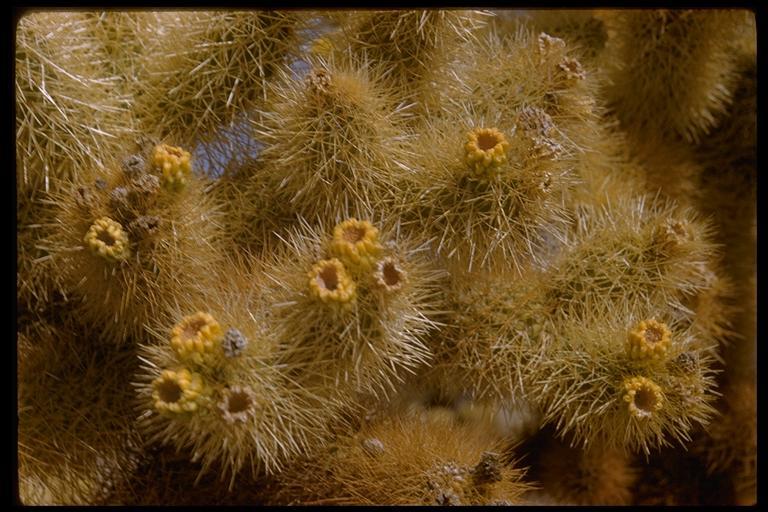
xmin=524 ymin=426 xmax=637 ymax=505
xmin=133 ymin=11 xmax=299 ymax=147
xmin=18 ymin=321 xmax=142 ymax=505
xmin=262 ymin=216 xmax=445 ymax=399
xmin=246 ymin=58 xmax=412 ymax=232
xmin=601 ymin=9 xmax=753 ymax=143
xmin=135 ymin=256 xmax=348 ymax=485
xmin=398 ymin=108 xmax=576 ymax=272
xmin=525 ymin=301 xmax=719 ymax=455
xmin=336 ymin=10 xmax=489 ymax=110
xmin=265 ymin=408 xmax=532 ymax=505
xmin=42 ymin=141 xmax=222 ymax=343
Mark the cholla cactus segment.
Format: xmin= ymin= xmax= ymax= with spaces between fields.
xmin=266 ymin=411 xmax=531 ymax=505
xmin=373 ymin=256 xmax=407 ymax=293
xmin=601 ymin=9 xmax=751 ymax=142
xmin=152 ymin=144 xmax=192 ymax=190
xmin=218 ymin=385 xmax=257 ymax=424
xmin=329 ymin=218 xmax=383 ymax=271
xmin=627 ymin=319 xmax=672 ymax=361
xmin=221 ymin=327 xmax=248 ymax=358
xmin=623 ymin=376 xmax=664 ymax=419
xmin=83 ymin=217 xmax=131 ymax=262
xmin=464 ymin=127 xmax=510 ymax=178
xmin=152 ymin=368 xmax=206 ymax=413
xmin=170 ymin=312 xmax=224 ymax=364
xmin=307 ymin=258 xmax=357 ymax=306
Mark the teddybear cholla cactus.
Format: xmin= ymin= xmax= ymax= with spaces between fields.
xmin=601 ymin=9 xmax=752 ymax=143
xmin=15 ymin=8 xmax=755 ymax=506
xmin=262 ymin=217 xmax=445 ymax=398
xmin=267 ymin=407 xmax=531 ymax=505
xmin=527 ymin=301 xmax=718 ymax=455
xmin=398 ymin=106 xmax=575 ymax=271
xmin=136 ymin=256 xmax=349 ymax=485
xmin=42 ymin=141 xmax=221 ymax=343
xmin=238 ymin=57 xmax=413 ymax=241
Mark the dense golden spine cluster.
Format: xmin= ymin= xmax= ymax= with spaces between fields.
xmin=17 ymin=8 xmax=755 ymax=506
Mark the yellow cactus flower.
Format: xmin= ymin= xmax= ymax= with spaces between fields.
xmin=464 ymin=127 xmax=510 ymax=177
xmin=329 ymin=218 xmax=383 ymax=271
xmin=622 ymin=376 xmax=664 ymax=419
xmin=373 ymin=256 xmax=407 ymax=293
xmin=152 ymin=368 xmax=206 ymax=414
xmin=308 ymin=258 xmax=357 ymax=306
xmin=626 ymin=319 xmax=672 ymax=361
xmin=83 ymin=217 xmax=131 ymax=262
xmin=152 ymin=144 xmax=192 ymax=190
xmin=170 ymin=312 xmax=224 ymax=364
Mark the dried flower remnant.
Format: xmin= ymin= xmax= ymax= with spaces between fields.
xmin=83 ymin=217 xmax=131 ymax=262
xmin=653 ymin=218 xmax=692 ymax=249
xmin=305 ymin=67 xmax=332 ymax=94
xmin=152 ymin=144 xmax=192 ymax=190
xmin=361 ymin=437 xmax=385 ymax=457
xmin=518 ymin=106 xmax=557 ymax=137
xmin=373 ymin=256 xmax=407 ymax=293
xmin=128 ymin=215 xmax=161 ymax=238
xmin=626 ymin=319 xmax=672 ymax=361
xmin=170 ymin=312 xmax=223 ymax=364
xmin=218 ymin=385 xmax=256 ymax=424
xmin=623 ymin=376 xmax=664 ymax=419
xmin=559 ymin=57 xmax=586 ymax=82
xmin=426 ymin=461 xmax=468 ymax=505
xmin=122 ymin=153 xmax=145 ymax=177
xmin=131 ymin=173 xmax=161 ymax=196
xmin=109 ymin=186 xmax=131 ymax=213
xmin=152 ymin=368 xmax=206 ymax=414
xmin=221 ymin=327 xmax=248 ymax=358
xmin=670 ymin=352 xmax=698 ymax=374
xmin=329 ymin=218 xmax=383 ymax=271
xmin=538 ymin=32 xmax=566 ymax=58
xmin=517 ymin=106 xmax=563 ymax=159
xmin=472 ymin=452 xmax=504 ymax=487
xmin=307 ymin=258 xmax=357 ymax=306
xmin=464 ymin=127 xmax=510 ymax=177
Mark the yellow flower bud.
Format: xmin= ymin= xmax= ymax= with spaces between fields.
xmin=622 ymin=376 xmax=663 ymax=419
xmin=170 ymin=312 xmax=223 ymax=364
xmin=329 ymin=218 xmax=383 ymax=271
xmin=464 ymin=127 xmax=510 ymax=178
xmin=152 ymin=144 xmax=192 ymax=190
xmin=152 ymin=368 xmax=207 ymax=414
xmin=626 ymin=319 xmax=672 ymax=361
xmin=83 ymin=217 xmax=131 ymax=262
xmin=308 ymin=258 xmax=357 ymax=306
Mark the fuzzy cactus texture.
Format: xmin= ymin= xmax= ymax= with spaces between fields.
xmin=16 ymin=8 xmax=756 ymax=506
